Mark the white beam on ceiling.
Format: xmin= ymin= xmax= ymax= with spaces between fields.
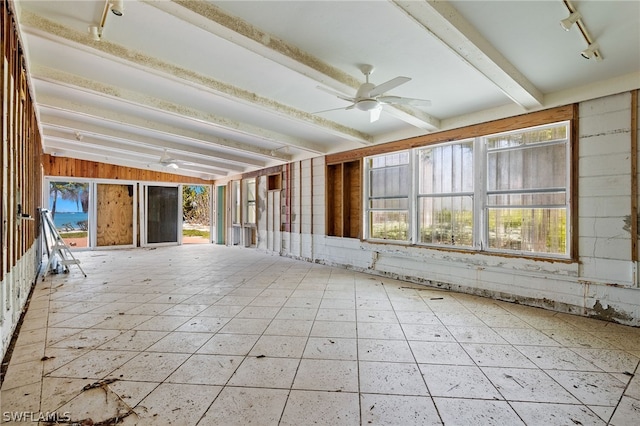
xmin=147 ymin=0 xmax=440 ymax=131
xmin=20 ymin=12 xmax=372 ymax=145
xmin=43 ymin=127 xmax=246 ymax=174
xmin=31 ymin=65 xmax=324 ymax=157
xmin=34 ymin=90 xmax=294 ymax=163
xmin=393 ymin=0 xmax=544 ymax=110
xmin=39 ymin=113 xmax=266 ymax=169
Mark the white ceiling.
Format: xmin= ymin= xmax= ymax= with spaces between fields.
xmin=13 ymin=0 xmax=640 ymax=180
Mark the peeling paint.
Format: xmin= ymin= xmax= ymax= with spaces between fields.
xmin=591 ymin=300 xmax=633 ymax=322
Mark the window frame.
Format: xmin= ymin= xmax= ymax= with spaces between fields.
xmin=363 ymin=120 xmax=572 ymax=259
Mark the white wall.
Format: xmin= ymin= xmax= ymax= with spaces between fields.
xmin=1 ymin=243 xmax=39 ymax=360
xmin=272 ymin=93 xmax=640 ymax=326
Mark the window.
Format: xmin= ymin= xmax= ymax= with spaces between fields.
xmin=366 ymin=152 xmax=411 ymax=241
xmin=418 ymin=141 xmax=474 ymax=247
xmin=244 ymin=178 xmax=256 ymax=224
xmin=485 ymin=124 xmax=568 ymax=255
xmin=232 ymin=180 xmax=241 ymax=225
xmin=363 ymin=121 xmax=571 ymax=258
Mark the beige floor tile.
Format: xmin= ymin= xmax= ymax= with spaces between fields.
xmin=420 ymin=364 xmax=502 ymax=399
xmin=236 ymin=305 xmax=280 ymax=319
xmin=264 ymin=319 xmax=314 ymax=336
xmin=409 ymin=341 xmax=475 ymax=365
xmin=197 ymin=333 xmax=260 ymax=355
xmin=146 ymin=331 xmax=213 ymax=353
xmin=249 ymin=335 xmax=307 ymax=358
xmin=228 ymin=356 xmax=299 ymax=388
xmin=359 ymin=361 xmax=428 ymax=396
xmin=49 ymin=328 xmax=122 ymax=350
xmin=402 ymin=323 xmax=455 ymax=342
xmin=280 ymin=390 xmax=360 ymax=426
xmin=358 ymin=339 xmax=415 ymax=363
xmin=434 ymin=397 xmax=525 ymax=425
xmin=218 ymin=317 xmax=272 ymax=334
xmin=462 ymin=343 xmax=538 ymax=368
xmin=357 ymin=322 xmax=405 ymax=340
xmin=165 ymin=354 xmax=243 ymax=385
xmin=199 ymin=386 xmax=288 ymax=426
xmin=515 ymin=345 xmax=602 ymax=371
xmin=135 ymin=383 xmax=221 ymax=424
xmin=547 ymin=370 xmax=629 ymax=406
xmin=132 ymin=315 xmax=192 ymax=331
xmin=316 ymin=308 xmax=356 ymax=322
xmin=46 ymin=349 xmax=137 ymax=380
xmin=110 ymin=352 xmax=190 ymax=383
xmin=360 ymin=393 xmax=442 ymax=426
xmin=609 ymin=396 xmax=640 ymax=426
xmin=310 ymin=320 xmax=357 ymax=338
xmin=97 ymin=330 xmax=168 ymax=352
xmin=511 ymin=401 xmax=606 ymax=425
xmin=293 ymin=359 xmax=358 ymax=392
xmin=303 ymin=337 xmax=358 ymax=360
xmin=483 ymin=367 xmax=580 ymax=403
xmin=174 ymin=316 xmax=229 ymax=333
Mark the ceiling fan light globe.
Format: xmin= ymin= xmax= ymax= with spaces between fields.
xmin=356 ymin=99 xmax=379 ymax=111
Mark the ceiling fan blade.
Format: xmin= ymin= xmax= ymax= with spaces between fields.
xmin=316 ymin=85 xmax=355 ymax=103
xmin=370 ymin=106 xmax=382 ymax=123
xmin=313 ymin=105 xmax=354 ymax=114
xmin=378 ymin=96 xmax=431 ymax=107
xmin=369 ymin=76 xmax=411 ymax=97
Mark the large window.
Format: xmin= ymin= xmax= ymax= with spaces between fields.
xmin=486 ymin=124 xmax=568 ymax=255
xmin=364 ymin=121 xmax=571 ymax=258
xmin=366 ymin=152 xmax=411 ymax=241
xmin=418 ymin=141 xmax=474 ymax=247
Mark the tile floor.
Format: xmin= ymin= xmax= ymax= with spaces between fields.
xmin=1 ymin=244 xmax=639 ymax=425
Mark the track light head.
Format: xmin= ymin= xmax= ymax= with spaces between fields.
xmin=560 ymin=11 xmax=581 ymax=31
xmin=581 ymin=43 xmax=601 ymax=60
xmin=110 ymin=0 xmax=124 ymax=16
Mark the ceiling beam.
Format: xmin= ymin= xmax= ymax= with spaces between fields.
xmin=43 ymin=142 xmax=223 ymax=180
xmin=31 ymin=65 xmax=323 ymax=157
xmin=19 ymin=12 xmax=372 ymax=145
xmin=43 ymin=127 xmax=246 ymax=173
xmin=39 ymin=113 xmax=266 ymax=169
xmin=393 ymin=0 xmax=543 ymax=110
xmin=34 ymin=89 xmax=295 ymax=166
xmin=146 ymin=0 xmax=439 ymax=131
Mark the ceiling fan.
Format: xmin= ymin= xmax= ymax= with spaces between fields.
xmin=317 ymin=64 xmax=431 ymax=122
xmin=158 ymin=149 xmax=179 ymax=169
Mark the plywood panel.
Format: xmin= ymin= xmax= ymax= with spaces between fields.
xmin=96 ymin=184 xmax=134 ymax=246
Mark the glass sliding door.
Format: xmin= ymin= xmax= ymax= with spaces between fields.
xmin=47 ymin=179 xmax=90 ymax=249
xmin=145 ymin=185 xmax=180 ymax=245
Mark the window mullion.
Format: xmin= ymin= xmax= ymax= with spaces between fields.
xmin=474 ymin=137 xmax=486 ymax=250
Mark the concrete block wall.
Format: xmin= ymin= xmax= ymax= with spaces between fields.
xmin=264 ymin=92 xmax=640 ymax=326
xmin=1 ymin=244 xmax=39 ymax=359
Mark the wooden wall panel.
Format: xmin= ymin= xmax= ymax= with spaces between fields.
xmin=43 ymin=154 xmax=211 ymax=184
xmin=96 ymin=184 xmax=134 ymax=246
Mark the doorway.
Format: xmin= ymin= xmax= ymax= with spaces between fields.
xmin=47 ymin=180 xmax=90 ymax=249
xmin=144 ymin=185 xmax=180 ymax=245
xmin=182 ymin=185 xmax=211 ymax=244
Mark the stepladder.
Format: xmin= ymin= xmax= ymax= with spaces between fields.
xmin=40 ymin=209 xmax=87 ymax=280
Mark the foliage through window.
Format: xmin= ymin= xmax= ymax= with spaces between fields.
xmin=367 ymin=152 xmax=410 ymax=241
xmin=364 ymin=121 xmax=571 ymax=258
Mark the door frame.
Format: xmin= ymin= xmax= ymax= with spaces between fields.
xmin=140 ymin=183 xmax=182 ymax=247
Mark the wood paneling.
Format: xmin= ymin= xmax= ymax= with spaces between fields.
xmin=96 ymin=184 xmax=134 ymax=246
xmin=43 ymin=154 xmax=211 ymax=184
xmin=326 ymin=160 xmax=361 ymax=238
